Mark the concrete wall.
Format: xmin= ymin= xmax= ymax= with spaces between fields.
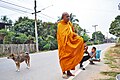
xmin=0 ymin=44 xmax=36 ymax=54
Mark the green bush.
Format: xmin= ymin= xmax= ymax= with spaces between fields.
xmin=94 ymin=40 xmax=99 ymax=45
xmin=43 ymin=43 xmax=50 ymax=50
xmin=50 ymin=39 xmax=58 ymax=50
xmin=38 ymin=36 xmax=47 ymax=50
xmin=1 ymin=29 xmax=28 ymax=44
xmin=0 ymin=29 xmax=8 ymax=36
xmin=3 ymin=31 xmax=15 ymax=44
xmin=38 ymin=35 xmax=58 ymax=51
xmin=81 ymin=33 xmax=90 ymax=42
xmin=28 ymin=35 xmax=34 ymax=41
xmin=99 ymin=41 xmax=104 ymax=44
xmin=86 ymin=41 xmax=93 ymax=46
xmin=11 ymin=33 xmax=28 ymax=44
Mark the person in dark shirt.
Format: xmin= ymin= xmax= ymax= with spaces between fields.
xmin=79 ymin=45 xmax=91 ymax=70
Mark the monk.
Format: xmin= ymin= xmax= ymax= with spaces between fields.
xmin=57 ymin=12 xmax=84 ymax=79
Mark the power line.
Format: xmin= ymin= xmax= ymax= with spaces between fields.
xmin=0 ymin=0 xmax=55 ymax=20
xmin=31 ymin=5 xmax=55 ymax=20
xmin=1 ymin=13 xmax=17 ymax=16
xmin=0 ymin=5 xmax=31 ymax=14
xmin=0 ymin=5 xmax=55 ymax=20
xmin=0 ymin=0 xmax=33 ymax=11
xmin=40 ymin=13 xmax=55 ymax=20
xmin=32 ymin=5 xmax=53 ymax=14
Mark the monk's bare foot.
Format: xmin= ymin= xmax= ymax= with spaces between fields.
xmin=62 ymin=72 xmax=68 ymax=79
xmin=67 ymin=71 xmax=75 ymax=76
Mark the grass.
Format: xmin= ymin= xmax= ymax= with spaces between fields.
xmin=100 ymin=71 xmax=120 ymax=77
xmin=0 ymin=53 xmax=8 ymax=58
xmin=100 ymin=44 xmax=120 ymax=79
xmin=104 ymin=46 xmax=119 ymax=68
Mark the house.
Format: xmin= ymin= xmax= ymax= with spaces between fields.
xmin=0 ymin=22 xmax=12 ymax=30
xmin=0 ymin=22 xmax=12 ymax=44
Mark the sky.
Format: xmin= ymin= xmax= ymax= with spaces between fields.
xmin=0 ymin=0 xmax=120 ymax=38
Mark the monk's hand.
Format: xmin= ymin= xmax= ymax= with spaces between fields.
xmin=73 ymin=32 xmax=78 ymax=37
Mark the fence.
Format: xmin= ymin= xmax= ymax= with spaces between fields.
xmin=0 ymin=44 xmax=36 ymax=54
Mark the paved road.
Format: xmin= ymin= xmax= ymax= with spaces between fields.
xmin=0 ymin=43 xmax=114 ymax=80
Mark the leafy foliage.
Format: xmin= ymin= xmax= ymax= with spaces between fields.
xmin=1 ymin=14 xmax=92 ymax=51
xmin=11 ymin=33 xmax=28 ymax=44
xmin=0 ymin=29 xmax=28 ymax=44
xmin=0 ymin=16 xmax=12 ymax=24
xmin=69 ymin=13 xmax=79 ymax=24
xmin=0 ymin=29 xmax=8 ymax=36
xmin=81 ymin=33 xmax=90 ymax=42
xmin=109 ymin=15 xmax=120 ymax=37
xmin=81 ymin=29 xmax=90 ymax=42
xmin=14 ymin=17 xmax=35 ymax=36
xmin=92 ymin=31 xmax=105 ymax=42
xmin=3 ymin=31 xmax=15 ymax=44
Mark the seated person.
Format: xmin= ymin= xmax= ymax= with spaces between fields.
xmin=89 ymin=47 xmax=101 ymax=64
xmin=79 ymin=45 xmax=91 ymax=70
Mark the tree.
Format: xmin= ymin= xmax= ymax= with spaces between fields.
xmin=92 ymin=31 xmax=105 ymax=42
xmin=57 ymin=13 xmax=79 ymax=24
xmin=57 ymin=13 xmax=84 ymax=40
xmin=109 ymin=15 xmax=120 ymax=37
xmin=14 ymin=17 xmax=35 ymax=36
xmin=81 ymin=29 xmax=90 ymax=42
xmin=38 ymin=22 xmax=57 ymax=50
xmin=69 ymin=13 xmax=79 ymax=24
xmin=1 ymin=30 xmax=28 ymax=44
xmin=0 ymin=16 xmax=13 ymax=30
xmin=11 ymin=33 xmax=28 ymax=44
xmin=13 ymin=16 xmax=58 ymax=50
xmin=73 ymin=23 xmax=83 ymax=35
xmin=1 ymin=16 xmax=8 ymax=23
xmin=3 ymin=31 xmax=15 ymax=44
xmin=0 ymin=16 xmax=12 ymax=24
xmin=57 ymin=16 xmax=61 ymax=22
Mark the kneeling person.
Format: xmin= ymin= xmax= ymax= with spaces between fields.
xmin=80 ymin=45 xmax=91 ymax=70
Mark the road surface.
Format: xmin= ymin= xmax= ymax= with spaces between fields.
xmin=0 ymin=43 xmax=114 ymax=80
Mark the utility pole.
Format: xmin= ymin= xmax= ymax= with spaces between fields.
xmin=118 ymin=3 xmax=120 ymax=10
xmin=92 ymin=25 xmax=98 ymax=41
xmin=33 ymin=0 xmax=53 ymax=52
xmin=34 ymin=0 xmax=39 ymax=52
xmin=106 ymin=32 xmax=108 ymax=43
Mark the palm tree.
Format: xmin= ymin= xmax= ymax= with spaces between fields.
xmin=0 ymin=16 xmax=13 ymax=30
xmin=69 ymin=13 xmax=79 ymax=24
xmin=1 ymin=16 xmax=13 ymax=24
xmin=1 ymin=16 xmax=8 ymax=23
xmin=57 ymin=16 xmax=62 ymax=22
xmin=57 ymin=13 xmax=83 ymax=35
xmin=57 ymin=13 xmax=79 ymax=23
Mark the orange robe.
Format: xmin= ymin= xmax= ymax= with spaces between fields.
xmin=57 ymin=20 xmax=84 ymax=72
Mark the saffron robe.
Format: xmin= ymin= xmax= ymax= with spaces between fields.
xmin=57 ymin=20 xmax=84 ymax=72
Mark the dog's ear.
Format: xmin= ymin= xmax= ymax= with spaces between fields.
xmin=11 ymin=53 xmax=14 ymax=56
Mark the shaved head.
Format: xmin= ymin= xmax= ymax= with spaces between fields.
xmin=62 ymin=12 xmax=69 ymax=19
xmin=61 ymin=12 xmax=70 ymax=23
